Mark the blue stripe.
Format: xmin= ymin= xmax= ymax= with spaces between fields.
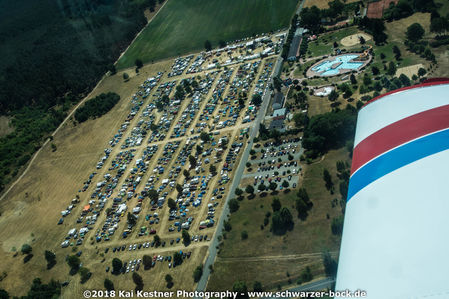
xmin=347 ymin=128 xmax=449 ymax=201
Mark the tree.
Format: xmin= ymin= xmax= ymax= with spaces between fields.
xmin=323 ymin=169 xmax=333 ymax=190
xmin=127 ymin=212 xmax=137 ymax=226
xmin=135 ymin=59 xmax=143 ymax=69
xmin=21 ymin=244 xmax=32 ymax=255
xmin=79 ymin=267 xmax=91 ymax=283
xmin=193 ymin=265 xmax=203 ymax=282
xmin=399 ymin=74 xmax=411 ymax=87
xmin=269 ymin=182 xmax=277 ymax=192
xmin=388 ymin=61 xmax=397 ymax=76
xmin=350 ymin=74 xmax=357 ymax=85
xmin=143 ymin=255 xmax=152 ymax=270
xmin=322 ymin=251 xmax=338 ymax=278
xmin=430 ymin=17 xmax=449 ymax=35
xmin=235 ymin=188 xmax=243 ymax=197
xmin=224 ymin=220 xmax=232 ymax=232
xmin=189 ymin=155 xmax=197 ymax=167
xmin=392 ymin=45 xmax=401 ymax=60
xmin=123 ymin=72 xmax=129 ymax=81
xmin=132 ymin=272 xmax=144 ymax=290
xmin=300 ymin=266 xmax=313 ymax=283
xmin=67 ymin=255 xmax=80 ymax=272
xmin=104 ymin=278 xmax=114 ymax=291
xmin=147 ymin=189 xmax=158 ymax=202
xmin=183 ymin=169 xmax=190 ymax=179
xmin=26 ymin=278 xmax=61 ymax=298
xmin=45 ymin=250 xmax=56 ymax=269
xmin=209 ymin=165 xmax=217 ymax=174
xmin=258 ymin=183 xmax=266 ymax=191
xmin=271 ymin=198 xmax=281 ymax=212
xmin=204 ymin=40 xmax=212 ymax=51
xmin=153 ymin=235 xmax=161 ymax=247
xmin=229 ymin=198 xmax=240 ymax=213
xmin=51 ymin=143 xmax=57 ymax=152
xmin=233 ymin=281 xmax=248 ymax=297
xmin=252 ymin=94 xmax=262 ymax=106
xmin=245 ymin=185 xmax=254 ymax=195
xmin=406 ymin=23 xmax=425 ymax=42
xmin=241 ymin=230 xmax=248 ymax=240
xmin=176 ymin=183 xmax=183 ymax=194
xmin=293 ymin=113 xmax=307 ymax=128
xmin=173 ymin=252 xmax=183 ymax=265
xmin=418 ymin=67 xmax=427 ymax=77
xmin=219 ymin=40 xmax=226 ymax=48
xmin=359 ymin=35 xmax=366 ymax=44
xmin=182 ymin=229 xmax=190 ymax=245
xmin=200 ymin=131 xmax=210 ymax=142
xmin=112 ymin=258 xmax=122 ymax=274
xmin=271 ymin=207 xmax=294 ymax=234
xmin=372 ymin=66 xmax=380 ymax=75
xmin=282 ymin=180 xmax=289 ymax=188
xmin=331 ymin=216 xmax=344 ymax=235
xmin=253 ymin=281 xmax=263 ymax=292
xmin=328 ymin=90 xmax=339 ymax=102
xmin=0 ymin=289 xmax=8 ymax=299
xmin=196 ymin=144 xmax=203 ymax=155
xmin=165 ymin=274 xmax=173 ymax=288
xmin=167 ymin=198 xmax=177 ymax=210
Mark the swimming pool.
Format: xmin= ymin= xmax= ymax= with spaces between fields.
xmin=311 ymin=54 xmax=364 ymax=76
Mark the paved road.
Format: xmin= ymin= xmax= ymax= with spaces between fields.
xmin=194 ymin=61 xmax=277 ymax=296
xmin=194 ymin=2 xmax=306 ymax=295
xmin=263 ymin=278 xmax=335 ymax=299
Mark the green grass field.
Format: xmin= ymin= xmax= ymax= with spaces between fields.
xmin=307 ymin=27 xmax=359 ymax=57
xmin=117 ymin=0 xmax=299 ymax=69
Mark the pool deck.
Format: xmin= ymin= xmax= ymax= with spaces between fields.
xmin=306 ymin=53 xmax=372 ymax=78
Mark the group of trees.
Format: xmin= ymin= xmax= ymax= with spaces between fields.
xmin=404 ymin=22 xmax=437 ymax=62
xmin=44 ymin=250 xmax=56 ymax=269
xmin=21 ymin=243 xmax=33 ymax=263
xmin=357 ymin=17 xmax=387 ymax=44
xmin=193 ymin=265 xmax=203 ymax=282
xmin=384 ymin=0 xmax=436 ymax=21
xmin=74 ymin=92 xmax=120 ymax=123
xmin=295 ymin=188 xmax=313 ymax=220
xmin=302 ymin=106 xmax=357 ymax=158
xmin=300 ymin=0 xmax=353 ymax=32
xmin=0 ymin=0 xmax=149 ymax=190
xmin=270 ymin=198 xmax=294 ymax=235
xmin=281 ymin=14 xmax=299 ymax=59
xmin=132 ymin=272 xmax=144 ymax=291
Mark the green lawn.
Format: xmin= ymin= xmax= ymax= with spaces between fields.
xmin=307 ymin=27 xmax=359 ymax=57
xmin=117 ymin=0 xmax=299 ymax=69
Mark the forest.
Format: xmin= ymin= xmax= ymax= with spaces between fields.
xmin=0 ymin=0 xmax=150 ymax=191
xmin=75 ymin=92 xmax=121 ymax=123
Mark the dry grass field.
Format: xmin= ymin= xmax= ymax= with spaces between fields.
xmin=0 ymin=34 xmax=279 ymax=296
xmin=0 ymin=59 xmax=174 ymax=296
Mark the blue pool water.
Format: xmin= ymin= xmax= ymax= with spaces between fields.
xmin=312 ymin=54 xmax=363 ymax=76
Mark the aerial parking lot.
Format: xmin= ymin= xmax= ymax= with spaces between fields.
xmin=46 ymin=33 xmax=285 ymax=292
xmin=242 ymin=139 xmax=304 ymax=193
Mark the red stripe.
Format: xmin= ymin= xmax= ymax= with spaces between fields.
xmin=362 ymin=79 xmax=449 ymax=109
xmin=351 ymin=104 xmax=449 ymax=175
